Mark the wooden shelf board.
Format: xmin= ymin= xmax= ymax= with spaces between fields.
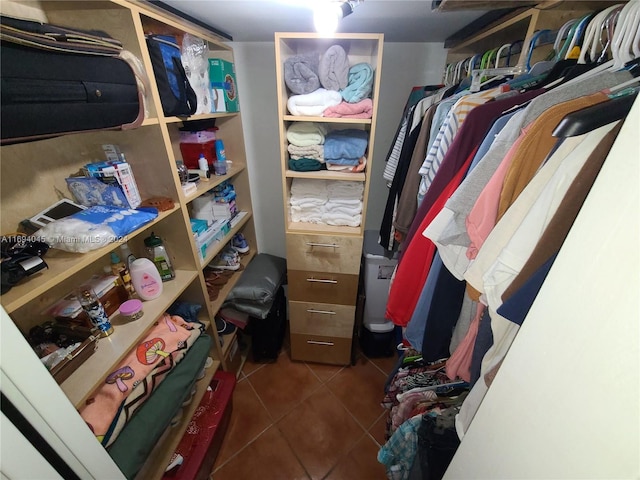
xmin=183 ymin=163 xmax=247 ymax=204
xmin=286 ymin=221 xmax=362 ymax=236
xmin=285 ymin=170 xmax=366 ymax=182
xmin=199 ymin=211 xmax=253 ymax=267
xmin=1 ymin=206 xmax=180 ymax=314
xmin=164 ymin=112 xmax=239 ymax=124
xmin=207 ymin=249 xmax=257 ymax=314
xmin=61 ymin=269 xmax=198 ymax=407
xmin=283 ymin=115 xmax=372 ymax=125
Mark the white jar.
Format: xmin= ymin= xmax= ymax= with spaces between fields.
xmin=129 ymin=258 xmax=163 ymax=300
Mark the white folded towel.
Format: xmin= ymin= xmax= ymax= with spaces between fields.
xmin=287 ymin=88 xmax=343 ymax=116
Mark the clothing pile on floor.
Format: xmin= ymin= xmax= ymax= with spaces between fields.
xmin=289 ymin=178 xmax=364 ymax=227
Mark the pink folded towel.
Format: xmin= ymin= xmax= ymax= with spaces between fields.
xmin=323 ymin=98 xmax=373 ymax=118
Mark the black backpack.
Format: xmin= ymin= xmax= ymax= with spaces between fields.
xmin=146 ymin=34 xmax=197 ymax=117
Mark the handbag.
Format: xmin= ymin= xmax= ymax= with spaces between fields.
xmin=146 ymin=34 xmax=197 ymax=117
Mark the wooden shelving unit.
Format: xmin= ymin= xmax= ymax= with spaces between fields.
xmin=0 ymin=1 xmax=257 ymax=478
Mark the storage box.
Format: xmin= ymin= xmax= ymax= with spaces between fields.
xmin=194 ymin=218 xmax=230 ymax=261
xmin=29 ymin=322 xmax=101 ymax=384
xmin=83 ymin=161 xmax=141 ymax=209
xmin=208 ymin=59 xmax=239 ymax=112
xmin=179 ymin=130 xmax=218 ymax=170
xmin=161 ymin=371 xmax=236 ymax=480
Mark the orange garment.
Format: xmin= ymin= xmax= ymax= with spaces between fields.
xmin=497 ymin=92 xmax=608 ymax=220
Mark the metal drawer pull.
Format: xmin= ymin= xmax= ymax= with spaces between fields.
xmin=307 ymin=309 xmax=336 ymax=315
xmin=306 ymin=340 xmax=334 ymax=346
xmin=306 ymin=242 xmax=339 ymax=248
xmin=306 ymin=278 xmax=338 ymax=284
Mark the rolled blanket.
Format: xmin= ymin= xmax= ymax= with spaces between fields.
xmin=341 ymin=63 xmax=374 ymax=103
xmin=323 ymin=99 xmax=373 ymax=119
xmin=323 ymin=129 xmax=369 ymax=160
xmin=284 ymin=53 xmax=320 ymax=95
xmin=288 ymin=158 xmax=324 ymax=172
xmin=288 ymin=144 xmax=324 ymax=161
xmin=319 ymin=44 xmax=349 ymax=91
xmin=287 ymin=88 xmax=343 ymax=116
xmin=286 ymin=122 xmax=328 ymax=146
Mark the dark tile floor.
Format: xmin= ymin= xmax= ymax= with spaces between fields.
xmin=210 ymin=338 xmax=398 ymax=480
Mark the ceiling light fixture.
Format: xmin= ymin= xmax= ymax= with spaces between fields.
xmin=314 ymin=1 xmax=361 ymax=35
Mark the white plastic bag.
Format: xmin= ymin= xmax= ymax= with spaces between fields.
xmin=181 ymin=34 xmax=211 ymax=115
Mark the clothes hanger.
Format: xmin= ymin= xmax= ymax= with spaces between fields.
xmin=580 ymin=5 xmax=625 ymax=64
xmin=564 ymin=13 xmax=597 ymax=60
xmin=553 ymin=19 xmax=578 ymax=57
xmin=495 ymin=43 xmax=511 ymax=68
xmin=610 ymin=0 xmax=638 ymax=70
xmin=596 ymin=6 xmax=624 ymax=63
xmin=552 ymin=90 xmax=637 ymax=137
xmin=525 ymin=29 xmax=553 ymax=74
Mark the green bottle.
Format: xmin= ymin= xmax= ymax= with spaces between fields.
xmin=143 ymin=232 xmax=175 ymax=282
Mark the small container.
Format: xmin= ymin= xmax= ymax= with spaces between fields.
xmin=214 ymin=139 xmax=227 ymax=176
xmin=119 ymin=299 xmax=144 ymax=321
xmin=197 ymin=153 xmax=210 ymax=173
xmin=129 ymin=258 xmax=163 ymax=300
xmin=144 ymin=232 xmax=175 ymax=282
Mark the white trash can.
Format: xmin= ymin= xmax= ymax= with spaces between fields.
xmin=360 ymin=231 xmax=398 ymax=356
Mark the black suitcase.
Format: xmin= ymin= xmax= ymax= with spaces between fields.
xmin=0 ymin=15 xmax=145 ymax=144
xmin=248 ymin=285 xmax=287 ymax=362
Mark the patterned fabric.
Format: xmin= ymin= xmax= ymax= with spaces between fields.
xmin=102 ymin=321 xmax=203 ymax=446
xmin=79 ymin=314 xmax=200 ymax=444
xmin=378 ymin=414 xmax=422 ymax=480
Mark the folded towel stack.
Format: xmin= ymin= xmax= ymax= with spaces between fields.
xmin=288 ymin=144 xmax=324 ymax=162
xmin=284 ymin=53 xmax=320 ymax=95
xmin=323 ymin=129 xmax=369 ymax=171
xmin=286 ymin=122 xmax=328 ymax=146
xmin=289 ymin=178 xmax=364 ymax=227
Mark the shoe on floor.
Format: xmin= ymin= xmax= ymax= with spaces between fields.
xmin=215 ymin=315 xmax=236 ymax=335
xmin=231 ymin=233 xmax=250 ymax=254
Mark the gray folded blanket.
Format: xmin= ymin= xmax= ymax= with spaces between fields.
xmin=319 ymin=45 xmax=349 ymax=91
xmin=284 ymin=53 xmax=320 ymax=95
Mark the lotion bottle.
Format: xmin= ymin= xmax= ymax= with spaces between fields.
xmin=130 ymin=258 xmax=163 ymax=300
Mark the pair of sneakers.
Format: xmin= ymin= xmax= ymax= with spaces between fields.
xmin=231 ymin=233 xmax=249 ymax=254
xmin=209 ymin=246 xmax=241 ymax=271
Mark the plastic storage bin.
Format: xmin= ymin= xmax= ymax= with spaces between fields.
xmin=360 ymin=231 xmax=398 ymax=357
xmin=362 ymin=230 xmax=398 ymax=327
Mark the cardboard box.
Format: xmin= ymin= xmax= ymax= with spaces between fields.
xmin=83 ymin=161 xmax=141 ymax=209
xmin=208 ymin=59 xmax=239 ymax=112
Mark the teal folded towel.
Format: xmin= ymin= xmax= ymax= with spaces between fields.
xmin=341 ymin=63 xmax=373 ymax=103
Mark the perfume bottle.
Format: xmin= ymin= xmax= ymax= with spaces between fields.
xmin=75 ymin=285 xmax=114 ymax=337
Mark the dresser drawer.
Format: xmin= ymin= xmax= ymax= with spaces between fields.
xmin=288 ymin=269 xmax=358 ymax=305
xmin=289 ymin=301 xmax=355 ymax=337
xmin=290 ymin=333 xmax=352 ymax=365
xmin=286 ymin=233 xmax=363 ymax=274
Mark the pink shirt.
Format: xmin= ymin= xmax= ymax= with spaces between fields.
xmin=465 ymin=127 xmax=528 ymax=260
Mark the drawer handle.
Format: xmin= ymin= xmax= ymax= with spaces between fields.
xmin=306 ymin=340 xmax=334 ymax=346
xmin=306 ymin=242 xmax=339 ymax=248
xmin=306 ymin=309 xmax=336 ymax=315
xmin=306 ymin=278 xmax=338 ymax=284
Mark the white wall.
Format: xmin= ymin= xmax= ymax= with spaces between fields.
xmin=232 ymin=41 xmax=447 ymax=258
